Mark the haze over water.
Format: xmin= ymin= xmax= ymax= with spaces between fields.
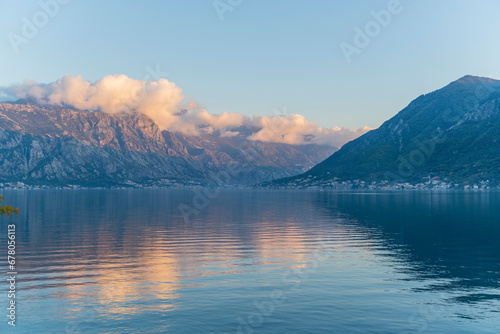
xmin=1 ymin=189 xmax=499 ymax=333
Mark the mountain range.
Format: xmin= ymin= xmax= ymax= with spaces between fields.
xmin=3 ymin=75 xmax=500 ymax=189
xmin=0 ymin=100 xmax=335 ymax=187
xmin=262 ymin=76 xmax=500 ymax=188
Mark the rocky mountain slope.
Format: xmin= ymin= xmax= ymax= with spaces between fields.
xmin=262 ymin=76 xmax=500 ymax=188
xmin=0 ymin=101 xmax=336 ymax=186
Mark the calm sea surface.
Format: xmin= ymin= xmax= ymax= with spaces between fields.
xmin=1 ymin=189 xmax=499 ymax=333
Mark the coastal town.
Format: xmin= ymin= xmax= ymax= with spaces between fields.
xmin=259 ymin=176 xmax=498 ymax=191
xmin=1 ymin=177 xmax=498 ymax=191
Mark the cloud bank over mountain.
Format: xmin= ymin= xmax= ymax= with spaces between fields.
xmin=2 ymin=74 xmax=371 ymax=147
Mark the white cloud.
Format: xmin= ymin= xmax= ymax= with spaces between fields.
xmin=248 ymin=114 xmax=372 ymax=147
xmin=3 ymin=74 xmax=372 ymax=147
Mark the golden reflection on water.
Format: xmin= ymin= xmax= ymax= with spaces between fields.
xmin=53 ymin=218 xmax=344 ymax=319
xmin=19 ymin=189 xmax=381 ymax=325
xmin=55 ymin=232 xmax=182 ymax=317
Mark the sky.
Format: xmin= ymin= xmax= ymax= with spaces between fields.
xmin=1 ymin=0 xmax=500 ymax=131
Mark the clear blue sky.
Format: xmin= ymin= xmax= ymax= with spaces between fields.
xmin=1 ymin=0 xmax=499 ymax=129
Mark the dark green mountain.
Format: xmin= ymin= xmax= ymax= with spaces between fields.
xmin=264 ymin=76 xmax=500 ymax=187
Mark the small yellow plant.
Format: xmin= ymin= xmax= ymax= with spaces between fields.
xmin=0 ymin=196 xmax=19 ymax=217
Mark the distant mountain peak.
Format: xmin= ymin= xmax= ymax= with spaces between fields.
xmin=12 ymin=97 xmax=38 ymax=105
xmin=455 ymin=75 xmax=498 ymax=84
xmin=10 ymin=98 xmax=82 ymax=111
